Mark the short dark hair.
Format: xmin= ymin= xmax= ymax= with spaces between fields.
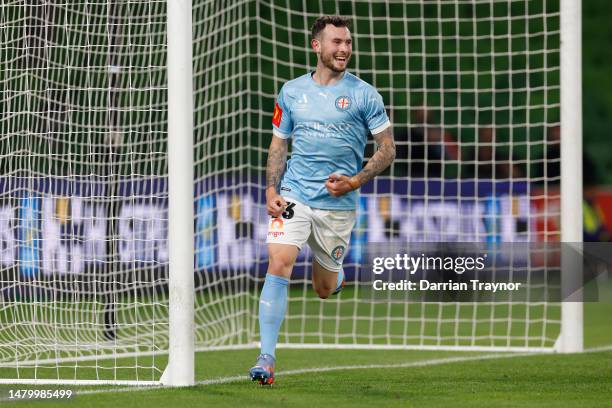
xmin=311 ymin=15 xmax=351 ymax=39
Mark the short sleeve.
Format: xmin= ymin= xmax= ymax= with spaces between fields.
xmin=272 ymin=86 xmax=293 ymax=138
xmin=363 ymin=88 xmax=391 ymax=135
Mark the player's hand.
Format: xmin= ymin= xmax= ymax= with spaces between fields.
xmin=325 ymin=174 xmax=360 ymax=197
xmin=266 ymin=188 xmax=287 ymax=218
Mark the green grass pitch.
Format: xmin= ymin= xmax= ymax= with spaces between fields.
xmin=0 ymin=301 xmax=610 ymax=407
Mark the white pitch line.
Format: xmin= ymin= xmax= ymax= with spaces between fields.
xmin=4 ymin=345 xmax=611 ymax=401
xmin=70 ymin=352 xmax=533 ymax=396
xmin=581 ymin=344 xmax=612 ymax=353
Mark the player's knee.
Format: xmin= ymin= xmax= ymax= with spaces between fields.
xmin=314 ymin=283 xmax=334 ymax=299
xmin=315 ymin=290 xmax=330 ymax=300
xmin=268 ymin=254 xmax=294 ymax=277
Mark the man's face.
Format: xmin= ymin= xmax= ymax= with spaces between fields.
xmin=312 ymin=24 xmax=352 ymax=72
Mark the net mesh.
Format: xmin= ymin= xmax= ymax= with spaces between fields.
xmin=235 ymin=0 xmax=562 ymax=350
xmin=0 ymin=0 xmax=563 ymax=383
xmin=0 ymin=0 xmax=168 ymax=382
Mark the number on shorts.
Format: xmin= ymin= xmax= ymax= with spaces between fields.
xmin=281 ymin=202 xmax=296 ymax=220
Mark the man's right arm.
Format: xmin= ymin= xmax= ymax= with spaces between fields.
xmin=266 ymin=135 xmax=288 ymax=217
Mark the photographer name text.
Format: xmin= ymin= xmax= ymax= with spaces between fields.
xmin=372 ymin=279 xmax=522 ymax=292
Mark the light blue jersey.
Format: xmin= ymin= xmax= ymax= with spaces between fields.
xmin=272 ymin=71 xmax=390 ymax=210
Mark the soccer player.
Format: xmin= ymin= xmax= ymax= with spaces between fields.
xmin=249 ymin=15 xmax=395 ymax=385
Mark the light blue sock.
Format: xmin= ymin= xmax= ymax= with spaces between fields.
xmin=336 ymin=269 xmax=345 ymax=290
xmin=259 ymin=274 xmax=289 ymax=358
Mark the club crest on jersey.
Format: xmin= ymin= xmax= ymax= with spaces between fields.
xmin=331 ymin=245 xmax=345 ymax=261
xmin=335 ymin=96 xmax=351 ymax=111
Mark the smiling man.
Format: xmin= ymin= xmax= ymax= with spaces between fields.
xmin=249 ymin=15 xmax=396 ymax=385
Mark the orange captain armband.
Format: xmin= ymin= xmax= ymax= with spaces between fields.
xmin=272 ymin=102 xmax=283 ymax=127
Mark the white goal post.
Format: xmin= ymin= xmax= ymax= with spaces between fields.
xmin=164 ymin=0 xmax=195 ymax=386
xmin=559 ymin=0 xmax=583 ymax=354
xmin=0 ymin=0 xmax=582 ymax=386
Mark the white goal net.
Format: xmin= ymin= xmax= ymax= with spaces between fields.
xmin=215 ymin=0 xmax=565 ymax=352
xmin=0 ymin=0 xmax=574 ymax=384
xmin=0 ymin=0 xmax=169 ymax=384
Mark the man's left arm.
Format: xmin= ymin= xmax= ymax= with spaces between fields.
xmin=326 ymin=126 xmax=396 ymax=197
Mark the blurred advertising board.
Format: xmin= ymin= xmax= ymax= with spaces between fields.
xmin=0 ymin=177 xmax=546 ymax=276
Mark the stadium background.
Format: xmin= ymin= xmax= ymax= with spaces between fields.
xmin=0 ymin=1 xmax=610 ymax=405
xmin=1 ymin=0 xmax=610 ymax=278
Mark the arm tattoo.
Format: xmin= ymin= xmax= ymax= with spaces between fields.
xmin=266 ymin=137 xmax=288 ymax=190
xmin=357 ymin=127 xmax=395 ymax=185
